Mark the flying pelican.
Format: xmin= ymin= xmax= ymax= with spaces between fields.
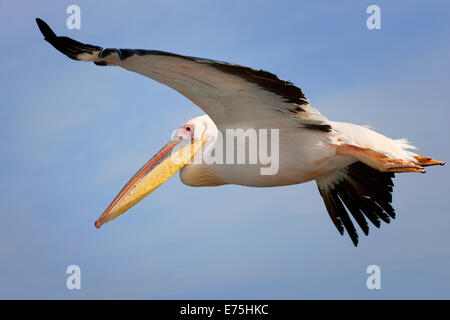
xmin=36 ymin=18 xmax=444 ymax=246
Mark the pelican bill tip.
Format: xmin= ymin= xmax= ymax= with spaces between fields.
xmin=95 ymin=219 xmax=102 ymax=229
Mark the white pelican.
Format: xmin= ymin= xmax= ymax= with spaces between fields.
xmin=37 ymin=18 xmax=444 ymax=246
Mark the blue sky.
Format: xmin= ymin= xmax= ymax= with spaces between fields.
xmin=1 ymin=0 xmax=449 ymax=299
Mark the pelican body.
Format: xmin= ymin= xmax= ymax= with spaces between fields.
xmin=36 ymin=18 xmax=444 ymax=246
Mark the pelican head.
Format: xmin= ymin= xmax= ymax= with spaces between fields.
xmin=95 ymin=115 xmax=216 ymax=228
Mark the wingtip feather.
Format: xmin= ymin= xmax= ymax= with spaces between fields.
xmin=36 ymin=18 xmax=57 ymax=40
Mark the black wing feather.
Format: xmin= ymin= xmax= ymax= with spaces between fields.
xmin=317 ymin=162 xmax=396 ymax=247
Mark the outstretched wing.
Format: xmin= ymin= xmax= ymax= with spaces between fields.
xmin=36 ymin=18 xmax=331 ymax=131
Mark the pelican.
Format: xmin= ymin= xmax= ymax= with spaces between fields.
xmin=36 ymin=18 xmax=444 ymax=246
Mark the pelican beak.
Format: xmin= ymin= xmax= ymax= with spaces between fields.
xmin=95 ymin=135 xmax=206 ymax=228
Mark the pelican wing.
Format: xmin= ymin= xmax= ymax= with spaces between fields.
xmin=317 ymin=162 xmax=396 ymax=246
xmin=36 ymin=18 xmax=331 ymax=131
